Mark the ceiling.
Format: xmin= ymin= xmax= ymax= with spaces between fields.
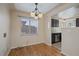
xmin=14 ymin=3 xmax=59 ymax=14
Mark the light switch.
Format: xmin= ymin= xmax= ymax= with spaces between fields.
xmin=3 ymin=33 xmax=7 ymax=38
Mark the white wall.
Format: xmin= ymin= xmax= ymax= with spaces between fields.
xmin=10 ymin=10 xmax=45 ymax=49
xmin=62 ymin=28 xmax=79 ymax=56
xmin=0 ymin=4 xmax=10 ymax=56
xmin=44 ymin=15 xmax=51 ymax=45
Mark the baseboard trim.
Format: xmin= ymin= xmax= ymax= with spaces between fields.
xmin=10 ymin=42 xmax=45 ymax=50
xmin=61 ymin=51 xmax=69 ymax=56
xmin=5 ymin=48 xmax=11 ymax=56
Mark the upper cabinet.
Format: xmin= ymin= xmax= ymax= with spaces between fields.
xmin=51 ymin=19 xmax=59 ymax=27
xmin=76 ymin=18 xmax=79 ymax=27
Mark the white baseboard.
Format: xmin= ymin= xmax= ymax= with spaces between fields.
xmin=10 ymin=42 xmax=45 ymax=49
xmin=5 ymin=48 xmax=11 ymax=56
xmin=61 ymin=51 xmax=69 ymax=56
xmin=44 ymin=42 xmax=52 ymax=46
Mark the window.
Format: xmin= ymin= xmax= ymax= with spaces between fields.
xmin=20 ymin=16 xmax=38 ymax=35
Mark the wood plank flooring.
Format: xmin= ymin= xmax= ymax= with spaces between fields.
xmin=8 ymin=43 xmax=63 ymax=56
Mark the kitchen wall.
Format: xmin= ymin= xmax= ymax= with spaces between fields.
xmin=10 ymin=10 xmax=45 ymax=49
xmin=62 ymin=28 xmax=79 ymax=56
xmin=0 ymin=4 xmax=10 ymax=55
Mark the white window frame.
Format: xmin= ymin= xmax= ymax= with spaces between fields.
xmin=19 ymin=16 xmax=38 ymax=36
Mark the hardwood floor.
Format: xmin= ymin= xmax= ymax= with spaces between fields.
xmin=8 ymin=43 xmax=63 ymax=56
